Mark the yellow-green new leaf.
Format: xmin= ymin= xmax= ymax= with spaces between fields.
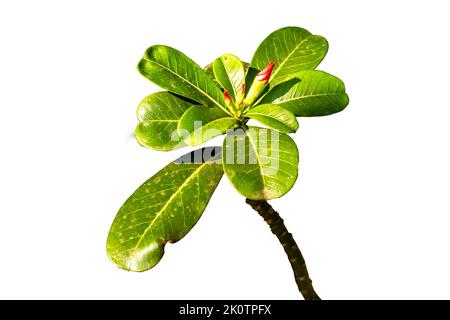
xmin=223 ymin=127 xmax=298 ymax=200
xmin=107 ymin=147 xmax=223 ymax=272
xmin=246 ymin=104 xmax=298 ymax=133
xmin=138 ymin=45 xmax=232 ymax=116
xmin=251 ymin=27 xmax=328 ymax=87
xmin=178 ymin=105 xmax=237 ymax=146
xmin=213 ymin=54 xmax=245 ymax=101
xmin=260 ymin=70 xmax=349 ymax=116
xmin=135 ymin=92 xmax=195 ymax=151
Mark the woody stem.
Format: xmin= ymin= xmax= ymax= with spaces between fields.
xmin=245 ymin=199 xmax=321 ymax=300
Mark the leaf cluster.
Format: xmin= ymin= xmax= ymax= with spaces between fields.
xmin=107 ymin=27 xmax=349 ymax=271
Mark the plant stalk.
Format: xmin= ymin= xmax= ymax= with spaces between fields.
xmin=245 ymin=199 xmax=320 ymax=300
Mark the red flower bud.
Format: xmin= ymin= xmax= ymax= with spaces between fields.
xmin=240 ymin=83 xmax=246 ymax=94
xmin=224 ymin=90 xmax=233 ymax=105
xmin=255 ymin=61 xmax=275 ymax=84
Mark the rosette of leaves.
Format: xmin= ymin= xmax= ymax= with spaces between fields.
xmin=107 ymin=26 xmax=349 ymax=298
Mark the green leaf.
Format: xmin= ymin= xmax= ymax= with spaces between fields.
xmin=260 ymin=70 xmax=349 ymax=116
xmin=246 ymin=104 xmax=298 ymax=133
xmin=251 ymin=27 xmax=328 ymax=87
xmin=213 ymin=54 xmax=245 ymax=101
xmin=138 ymin=45 xmax=232 ymax=116
xmin=204 ymin=63 xmax=220 ymax=86
xmin=107 ymin=147 xmax=223 ymax=272
xmin=135 ymin=92 xmax=195 ymax=151
xmin=223 ymin=127 xmax=298 ymax=200
xmin=178 ymin=105 xmax=237 ymax=146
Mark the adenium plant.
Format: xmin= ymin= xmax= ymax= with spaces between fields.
xmin=107 ymin=26 xmax=349 ymax=300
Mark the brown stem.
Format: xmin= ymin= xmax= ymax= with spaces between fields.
xmin=246 ymin=199 xmax=320 ymax=300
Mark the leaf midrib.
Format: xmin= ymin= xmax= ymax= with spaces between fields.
xmin=247 ymin=113 xmax=291 ymax=129
xmin=222 ymin=56 xmax=244 ymax=100
xmin=269 ymin=34 xmax=313 ymax=82
xmin=246 ymin=131 xmax=267 ymax=189
xmin=275 ymin=92 xmax=346 ymax=103
xmin=129 ymin=162 xmax=208 ymax=260
xmin=147 ymin=57 xmax=232 ymax=116
xmin=188 ymin=117 xmax=236 ymax=145
xmin=190 ymin=117 xmax=235 ymax=133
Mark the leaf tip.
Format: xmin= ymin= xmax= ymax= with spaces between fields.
xmin=107 ymin=240 xmax=165 ymax=273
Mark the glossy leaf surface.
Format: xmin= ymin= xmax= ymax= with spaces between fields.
xmin=213 ymin=54 xmax=245 ymax=101
xmin=260 ymin=71 xmax=349 ymax=116
xmin=223 ymin=127 xmax=298 ymax=200
xmin=251 ymin=27 xmax=328 ymax=86
xmin=135 ymin=92 xmax=195 ymax=150
xmin=178 ymin=106 xmax=237 ymax=146
xmin=246 ymin=104 xmax=298 ymax=133
xmin=107 ymin=147 xmax=223 ymax=272
xmin=138 ymin=45 xmax=231 ymax=115
xmin=204 ymin=63 xmax=220 ymax=87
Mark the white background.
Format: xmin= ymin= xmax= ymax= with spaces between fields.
xmin=1 ymin=0 xmax=449 ymax=299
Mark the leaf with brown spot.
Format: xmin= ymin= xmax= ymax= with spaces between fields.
xmin=107 ymin=147 xmax=223 ymax=272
